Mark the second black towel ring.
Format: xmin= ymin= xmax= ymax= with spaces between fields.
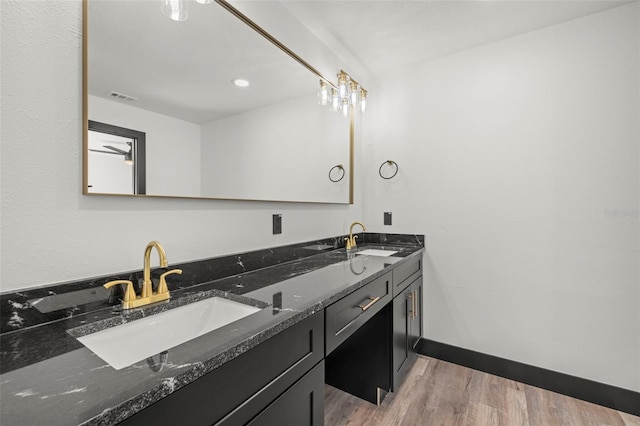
xmin=329 ymin=164 xmax=346 ymax=182
xmin=378 ymin=160 xmax=399 ymax=180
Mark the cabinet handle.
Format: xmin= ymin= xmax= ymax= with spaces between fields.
xmin=407 ymin=292 xmax=414 ymax=318
xmin=358 ymin=296 xmax=380 ymax=311
xmin=407 ymin=290 xmax=418 ymax=319
xmin=412 ymin=290 xmax=417 ymax=319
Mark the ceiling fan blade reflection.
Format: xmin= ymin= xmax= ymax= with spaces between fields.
xmin=89 ymin=149 xmax=120 ymax=155
xmin=103 ymin=145 xmax=129 ymax=154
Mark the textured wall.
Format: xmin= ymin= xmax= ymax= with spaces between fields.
xmin=365 ymin=4 xmax=639 ymax=391
xmin=0 ymin=0 xmax=363 ymax=291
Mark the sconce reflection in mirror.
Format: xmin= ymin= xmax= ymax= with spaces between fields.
xmin=318 ymin=71 xmax=368 ymax=116
xmin=87 ymin=120 xmax=146 ymax=195
xmin=378 ymin=160 xmax=399 ymax=180
xmin=146 ymin=350 xmax=169 ymax=372
xmin=329 ymin=164 xmax=345 ymax=182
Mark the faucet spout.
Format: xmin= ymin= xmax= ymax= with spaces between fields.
xmin=142 ymin=241 xmax=168 ymax=298
xmin=349 ymin=221 xmax=366 ymax=236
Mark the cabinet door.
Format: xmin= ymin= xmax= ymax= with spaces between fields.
xmin=392 ymin=289 xmax=410 ymax=390
xmin=409 ymin=276 xmax=423 ymax=351
xmin=391 ymin=275 xmax=423 ymax=392
xmin=248 ymin=361 xmax=325 ymax=426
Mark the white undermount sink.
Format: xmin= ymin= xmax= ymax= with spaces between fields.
xmin=356 ymin=249 xmax=398 ymax=257
xmin=76 ymin=297 xmax=261 ymax=370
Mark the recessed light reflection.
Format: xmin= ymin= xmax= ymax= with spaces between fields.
xmin=232 ymin=78 xmax=250 ymax=88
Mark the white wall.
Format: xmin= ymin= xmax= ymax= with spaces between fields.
xmin=201 ymin=94 xmax=349 ymax=202
xmin=0 ymin=1 xmax=363 ymax=291
xmin=366 ymin=4 xmax=639 ymax=391
xmin=89 ymin=95 xmax=201 ymax=197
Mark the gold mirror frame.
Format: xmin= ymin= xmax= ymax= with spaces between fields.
xmin=82 ymin=0 xmax=354 ymax=204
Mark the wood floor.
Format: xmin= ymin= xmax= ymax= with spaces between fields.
xmin=324 ymin=355 xmax=640 ymax=426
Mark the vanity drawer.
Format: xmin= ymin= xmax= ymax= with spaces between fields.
xmin=325 ymin=271 xmax=392 ymax=354
xmin=393 ymin=256 xmax=422 ymax=296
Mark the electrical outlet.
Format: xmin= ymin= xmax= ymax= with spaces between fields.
xmin=273 ymin=214 xmax=282 ymax=234
xmin=384 ymin=212 xmax=392 ymax=226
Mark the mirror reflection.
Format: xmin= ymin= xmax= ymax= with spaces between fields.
xmin=88 ymin=120 xmax=146 ymax=195
xmin=85 ymin=0 xmax=351 ymax=203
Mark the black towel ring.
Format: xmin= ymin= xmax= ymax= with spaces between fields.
xmin=378 ymin=160 xmax=398 ymax=180
xmin=329 ymin=164 xmax=345 ymax=182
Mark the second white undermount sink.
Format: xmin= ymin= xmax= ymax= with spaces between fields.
xmin=75 ymin=297 xmax=261 ymax=370
xmin=356 ymin=249 xmax=398 ymax=257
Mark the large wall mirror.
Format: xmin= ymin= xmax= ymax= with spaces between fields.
xmin=83 ymin=0 xmax=353 ymax=204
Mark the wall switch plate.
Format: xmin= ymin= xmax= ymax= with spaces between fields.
xmin=273 ymin=214 xmax=282 ymax=234
xmin=384 ymin=212 xmax=392 ymax=226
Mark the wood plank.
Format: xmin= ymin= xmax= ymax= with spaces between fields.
xmin=621 ymin=411 xmax=640 ymax=426
xmin=502 ymin=386 xmax=528 ymax=426
xmin=324 ymin=355 xmax=640 ymax=426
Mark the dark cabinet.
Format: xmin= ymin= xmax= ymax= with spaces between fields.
xmin=391 ymin=275 xmax=423 ymax=392
xmin=392 ymin=286 xmax=411 ymax=388
xmin=120 ymin=311 xmax=324 ymax=426
xmin=325 ymin=271 xmax=392 ymax=355
xmin=325 ymin=256 xmax=424 ymax=404
xmin=392 ymin=257 xmax=421 ymax=297
xmin=247 ymin=361 xmax=325 ymax=426
xmin=119 ymin=252 xmax=424 ymax=425
xmin=408 ymin=277 xmax=423 ymax=352
xmin=325 ymin=271 xmax=393 ymax=404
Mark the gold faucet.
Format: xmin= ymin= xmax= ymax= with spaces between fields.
xmin=345 ymin=221 xmax=366 ymax=251
xmin=104 ymin=241 xmax=182 ymax=309
xmin=142 ymin=241 xmax=167 ymax=298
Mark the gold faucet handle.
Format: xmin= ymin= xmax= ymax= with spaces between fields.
xmin=158 ymin=269 xmax=182 ymax=294
xmin=104 ymin=280 xmax=136 ymax=304
xmin=344 ymin=236 xmax=352 ymax=250
xmin=352 ymin=234 xmax=359 ymax=248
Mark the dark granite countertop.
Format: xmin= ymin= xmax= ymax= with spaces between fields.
xmin=0 ymin=233 xmax=424 ymax=426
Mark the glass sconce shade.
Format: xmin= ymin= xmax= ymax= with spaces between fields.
xmin=350 ymin=81 xmax=359 ymax=106
xmin=322 ymin=71 xmax=367 ymax=116
xmin=318 ymin=80 xmax=329 ymax=106
xmin=330 ymin=88 xmax=339 ymax=112
xmin=337 ymin=71 xmax=348 ymax=99
xmin=360 ymin=88 xmax=367 ymax=113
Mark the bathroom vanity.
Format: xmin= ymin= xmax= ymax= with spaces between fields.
xmin=0 ymin=233 xmax=424 ymax=425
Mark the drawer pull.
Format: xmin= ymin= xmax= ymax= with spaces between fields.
xmin=358 ymin=296 xmax=380 ymax=311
